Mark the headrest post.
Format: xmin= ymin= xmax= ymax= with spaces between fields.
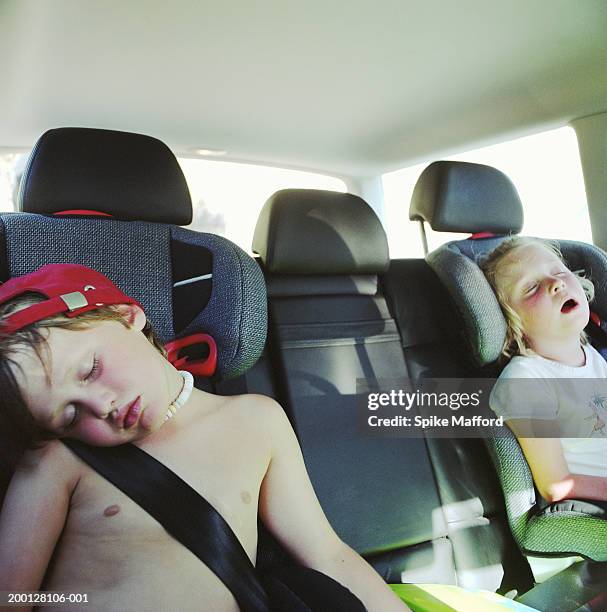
xmin=418 ymin=220 xmax=428 ymax=256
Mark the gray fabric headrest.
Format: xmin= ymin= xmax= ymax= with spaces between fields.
xmin=428 ymin=237 xmax=509 ymax=366
xmin=0 ymin=214 xmax=267 ymax=381
xmin=409 ymin=161 xmax=523 ymax=234
xmin=19 ymin=128 xmax=193 ymax=225
xmin=252 ymin=189 xmax=389 ymax=274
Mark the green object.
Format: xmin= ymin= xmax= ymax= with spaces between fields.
xmin=488 ymin=432 xmax=607 ymax=560
xmin=390 ymin=584 xmax=539 ymax=612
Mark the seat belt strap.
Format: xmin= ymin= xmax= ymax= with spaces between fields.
xmin=62 ymin=439 xmax=270 ymax=612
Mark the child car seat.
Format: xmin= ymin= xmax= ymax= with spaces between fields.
xmin=409 ymin=160 xmax=607 ymax=562
xmin=2 ymin=127 xmax=267 ymax=381
xmin=2 ymin=127 xmax=371 ymax=611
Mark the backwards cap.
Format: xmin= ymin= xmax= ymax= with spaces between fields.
xmin=0 ymin=264 xmax=142 ymax=335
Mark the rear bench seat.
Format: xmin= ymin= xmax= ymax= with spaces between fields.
xmin=251 ymin=189 xmax=534 ymax=593
xmin=3 ymin=126 xmax=535 ymax=595
xmin=384 ymin=257 xmax=533 ymax=592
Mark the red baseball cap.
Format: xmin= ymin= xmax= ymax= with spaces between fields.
xmin=0 ymin=264 xmax=142 ymax=334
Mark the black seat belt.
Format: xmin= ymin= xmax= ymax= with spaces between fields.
xmin=62 ymin=439 xmax=271 ymax=612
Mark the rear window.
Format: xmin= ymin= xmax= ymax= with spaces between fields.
xmin=0 ymin=152 xmax=347 ymax=255
xmin=178 ymin=158 xmax=346 ymax=253
xmin=0 ymin=152 xmax=27 ymax=212
xmin=383 ymin=126 xmax=591 ymax=258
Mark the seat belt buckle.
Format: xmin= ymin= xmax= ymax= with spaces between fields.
xmin=165 ymin=333 xmax=218 ymax=377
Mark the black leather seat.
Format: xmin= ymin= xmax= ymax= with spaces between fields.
xmin=252 ymin=188 xmax=533 ymax=593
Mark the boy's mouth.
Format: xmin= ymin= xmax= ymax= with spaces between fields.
xmin=560 ymin=298 xmax=578 ymax=313
xmin=123 ymin=396 xmax=142 ymax=428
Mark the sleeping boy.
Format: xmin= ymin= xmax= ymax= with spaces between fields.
xmin=0 ymin=263 xmax=408 ymax=611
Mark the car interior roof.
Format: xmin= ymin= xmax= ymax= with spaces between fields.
xmin=2 ymin=0 xmax=607 ymax=177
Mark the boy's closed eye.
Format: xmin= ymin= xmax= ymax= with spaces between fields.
xmin=84 ymin=356 xmax=101 ymax=382
xmin=57 ymin=356 xmax=101 ymax=431
xmin=63 ymin=404 xmax=80 ymax=430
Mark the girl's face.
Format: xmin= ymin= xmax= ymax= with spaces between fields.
xmin=10 ymin=309 xmax=183 ymax=446
xmin=495 ymin=243 xmax=589 ymax=351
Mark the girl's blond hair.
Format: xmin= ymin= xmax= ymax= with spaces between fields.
xmin=480 ymin=236 xmax=595 ymax=360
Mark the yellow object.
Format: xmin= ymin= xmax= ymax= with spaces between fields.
xmin=390 ymin=584 xmax=539 ymax=612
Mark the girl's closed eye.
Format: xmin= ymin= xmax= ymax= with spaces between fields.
xmin=524 ymin=282 xmax=539 ymax=296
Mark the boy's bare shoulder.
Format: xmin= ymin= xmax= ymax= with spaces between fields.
xmin=217 ymin=393 xmax=290 ymax=434
xmin=219 ymin=392 xmax=282 ymax=417
xmin=185 ymin=391 xmax=291 ymax=452
xmin=17 ymin=439 xmax=83 ymax=488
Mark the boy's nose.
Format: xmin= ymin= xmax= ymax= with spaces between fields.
xmin=88 ymin=392 xmax=116 ymax=419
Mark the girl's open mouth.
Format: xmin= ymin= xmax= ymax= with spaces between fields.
xmin=561 ymin=298 xmax=578 ymax=313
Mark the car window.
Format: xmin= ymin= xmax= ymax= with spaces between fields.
xmin=383 ymin=126 xmax=591 ymax=257
xmin=0 ymin=152 xmax=27 ymax=212
xmin=178 ymin=158 xmax=346 ymax=253
xmin=0 ymin=153 xmax=346 ymax=255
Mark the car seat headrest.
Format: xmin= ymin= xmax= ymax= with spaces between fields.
xmin=427 ymin=237 xmax=509 ymax=366
xmin=252 ymin=189 xmax=389 ymax=274
xmin=409 ymin=161 xmax=524 ymax=234
xmin=18 ymin=127 xmax=193 ymax=225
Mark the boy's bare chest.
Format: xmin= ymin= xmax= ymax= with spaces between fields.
xmin=66 ymin=417 xmax=270 ymax=558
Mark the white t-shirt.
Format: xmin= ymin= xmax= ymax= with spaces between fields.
xmin=490 ymin=345 xmax=607 ymax=477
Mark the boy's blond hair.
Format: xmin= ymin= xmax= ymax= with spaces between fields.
xmin=480 ymin=236 xmax=595 ymax=360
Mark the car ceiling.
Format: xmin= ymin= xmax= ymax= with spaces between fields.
xmin=1 ymin=0 xmax=606 ymax=177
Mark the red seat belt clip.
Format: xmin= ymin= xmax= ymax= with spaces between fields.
xmin=469 ymin=232 xmax=495 ymax=239
xmin=165 ymin=333 xmax=218 ymax=377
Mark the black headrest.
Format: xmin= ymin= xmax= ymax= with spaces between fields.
xmin=19 ymin=128 xmax=192 ymax=225
xmin=252 ymin=189 xmax=389 ymax=274
xmin=409 ymin=161 xmax=523 ymax=234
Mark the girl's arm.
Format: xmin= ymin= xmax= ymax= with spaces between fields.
xmin=510 ymin=421 xmax=607 ymax=502
xmin=0 ymin=441 xmax=79 ymax=595
xmin=254 ymin=396 xmax=409 ymax=612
